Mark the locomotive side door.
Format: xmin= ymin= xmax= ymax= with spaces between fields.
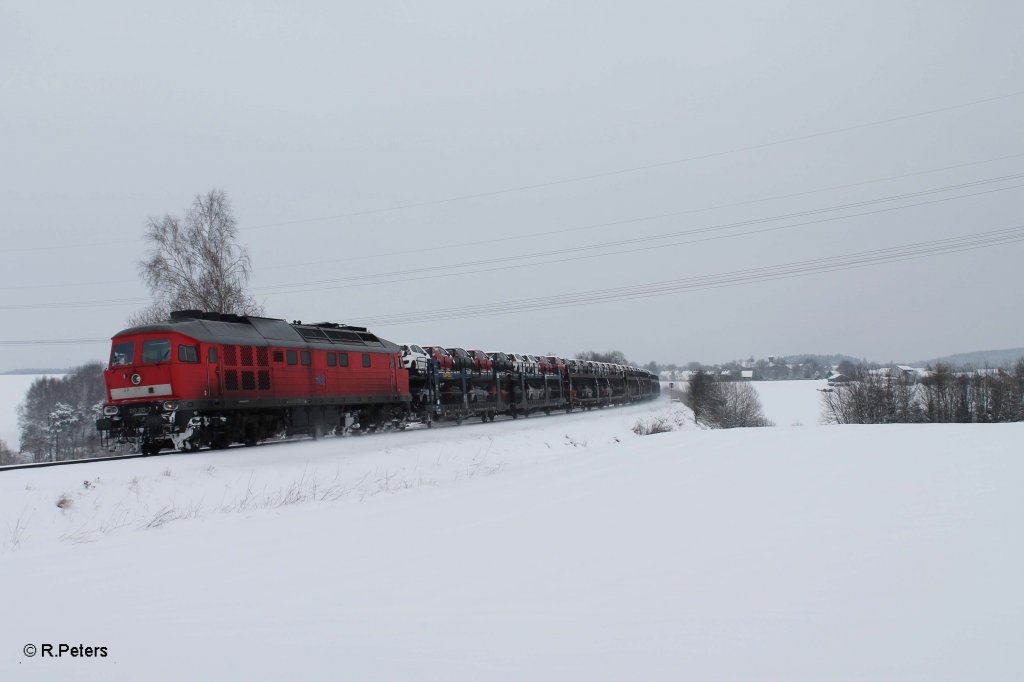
xmin=207 ymin=346 xmax=222 ymax=399
xmin=390 ymin=354 xmax=398 ymax=393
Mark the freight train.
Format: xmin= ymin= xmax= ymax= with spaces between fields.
xmin=95 ymin=310 xmax=661 ymax=454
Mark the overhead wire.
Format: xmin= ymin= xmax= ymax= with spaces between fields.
xmin=3 ymin=173 xmax=1022 ymax=311
xmin=240 ymin=88 xmax=1024 ymax=231
xmin=5 ymin=149 xmax=1024 ymax=292
xmin=351 ymin=226 xmax=1024 ymax=326
xmin=253 ymin=150 xmax=1024 ymax=271
xmin=249 ymin=171 xmax=1024 ymax=293
xmin=3 ymin=87 xmax=1023 ymax=255
xmin=250 ymin=181 xmax=1024 ymax=297
xmin=2 ymin=225 xmax=1021 ymax=345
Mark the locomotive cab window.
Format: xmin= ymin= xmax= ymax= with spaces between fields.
xmin=142 ymin=339 xmax=171 ymax=363
xmin=287 ymin=350 xmax=297 ymax=365
xmin=362 ymin=353 xmax=371 ymax=368
xmin=301 ymin=351 xmax=311 ymax=366
xmin=110 ymin=341 xmax=134 ymax=367
xmin=327 ymin=353 xmax=336 ymax=367
xmin=338 ymin=352 xmax=349 ymax=367
xmin=178 ymin=344 xmax=199 ymax=363
xmin=208 ymin=347 xmax=218 ymax=363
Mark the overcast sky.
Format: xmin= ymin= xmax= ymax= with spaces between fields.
xmin=2 ymin=0 xmax=1022 ymax=370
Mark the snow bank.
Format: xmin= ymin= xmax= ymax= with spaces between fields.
xmin=2 ymin=398 xmax=1022 ymax=681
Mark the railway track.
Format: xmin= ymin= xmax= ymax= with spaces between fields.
xmin=0 ymin=398 xmax=648 ymax=473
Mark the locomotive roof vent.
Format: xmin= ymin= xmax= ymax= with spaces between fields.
xmin=310 ymin=321 xmax=368 ymax=332
xmin=169 ymin=310 xmax=252 ymax=325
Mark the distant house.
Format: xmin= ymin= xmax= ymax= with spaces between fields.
xmin=741 ymin=370 xmax=754 ymax=380
xmin=827 ymin=373 xmax=850 ymax=385
xmin=868 ymin=365 xmax=926 ymax=382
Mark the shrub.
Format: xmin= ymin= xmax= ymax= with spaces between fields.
xmin=632 ymin=417 xmax=674 ymax=436
xmin=682 ymin=371 xmax=773 ymax=429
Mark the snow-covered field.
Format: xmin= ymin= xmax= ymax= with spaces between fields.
xmin=3 ymin=385 xmax=1024 ymax=680
xmin=750 ymin=379 xmax=829 ymax=426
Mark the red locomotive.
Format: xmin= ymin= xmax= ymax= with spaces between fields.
xmin=97 ymin=310 xmax=662 ymax=453
xmin=97 ymin=311 xmax=410 ymax=453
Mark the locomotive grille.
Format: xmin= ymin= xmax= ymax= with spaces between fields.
xmin=258 ymin=370 xmax=271 ymax=390
xmin=225 ymin=370 xmax=239 ymax=391
xmin=241 ymin=371 xmax=255 ymax=390
xmin=241 ymin=346 xmax=254 ymax=366
xmin=224 ymin=345 xmax=237 ymax=366
xmin=256 ymin=347 xmax=269 ymax=367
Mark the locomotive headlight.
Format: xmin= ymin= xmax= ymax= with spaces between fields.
xmin=103 ymin=405 xmax=119 ymax=416
xmin=162 ymin=401 xmax=178 ymax=411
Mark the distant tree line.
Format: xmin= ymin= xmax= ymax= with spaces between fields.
xmin=17 ymin=363 xmax=106 ymax=462
xmin=575 ymin=350 xmax=631 ymax=365
xmin=683 ymin=370 xmax=773 ymax=428
xmin=653 ymin=353 xmax=873 ymax=381
xmin=821 ymin=361 xmax=1024 ymax=424
xmin=0 ymin=439 xmax=15 ymax=466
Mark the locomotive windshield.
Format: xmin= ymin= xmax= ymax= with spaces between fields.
xmin=110 ymin=341 xmax=134 ymax=367
xmin=141 ymin=339 xmax=171 ymax=363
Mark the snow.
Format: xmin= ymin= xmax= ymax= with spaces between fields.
xmin=2 ymin=396 xmax=1024 ymax=681
xmin=750 ymin=379 xmax=828 ymax=426
xmin=0 ymin=374 xmax=63 ymax=450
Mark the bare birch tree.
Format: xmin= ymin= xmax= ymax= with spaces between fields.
xmin=129 ymin=189 xmax=262 ymax=325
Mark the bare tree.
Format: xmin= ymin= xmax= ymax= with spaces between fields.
xmin=576 ymin=350 xmax=630 ymax=365
xmin=129 ymin=189 xmax=262 ymax=325
xmin=715 ymin=382 xmax=774 ymax=428
xmin=683 ymin=369 xmax=773 ymax=428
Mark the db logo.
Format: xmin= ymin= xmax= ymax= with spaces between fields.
xmin=131 ymin=373 xmax=142 ymax=385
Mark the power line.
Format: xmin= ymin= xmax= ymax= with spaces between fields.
xmin=254 ymin=150 xmax=1024 ymax=272
xmin=0 ymin=338 xmax=110 ymax=347
xmin=252 ymin=181 xmax=1024 ymax=298
xmin=240 ymin=88 xmax=1024 ymax=232
xmin=3 ymin=225 xmax=1020 ymax=346
xmin=3 ymin=173 xmax=1021 ymax=311
xmin=6 ymin=149 xmax=1023 ymax=293
xmin=350 ymin=226 xmax=1024 ymax=326
xmin=4 ymin=88 xmax=1024 ymax=255
xmin=249 ymin=172 xmax=1024 ymax=292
